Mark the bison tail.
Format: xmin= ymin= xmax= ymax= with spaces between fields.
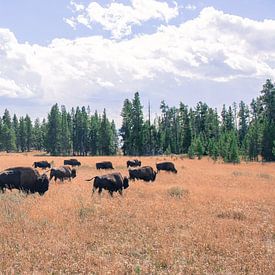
xmin=86 ymin=176 xmax=96 ymax=182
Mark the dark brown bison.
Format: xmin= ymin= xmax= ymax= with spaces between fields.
xmin=33 ymin=161 xmax=51 ymax=169
xmin=127 ymin=159 xmax=141 ymax=168
xmin=0 ymin=167 xmax=49 ymax=195
xmin=156 ymin=162 xmax=177 ymax=173
xmin=50 ymin=166 xmax=76 ymax=182
xmin=64 ymin=159 xmax=81 ymax=167
xmin=96 ymin=161 xmax=114 ymax=170
xmin=86 ymin=172 xmax=129 ymax=196
xmin=129 ymin=166 xmax=157 ymax=182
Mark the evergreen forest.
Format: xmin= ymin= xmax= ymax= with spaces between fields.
xmin=0 ymin=79 xmax=274 ymax=162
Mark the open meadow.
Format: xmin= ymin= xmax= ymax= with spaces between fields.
xmin=0 ymin=153 xmax=274 ymax=274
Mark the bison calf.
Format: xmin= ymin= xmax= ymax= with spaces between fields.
xmin=50 ymin=166 xmax=76 ymax=182
xmin=86 ymin=172 xmax=129 ymax=196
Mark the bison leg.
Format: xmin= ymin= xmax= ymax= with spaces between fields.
xmin=108 ymin=190 xmax=114 ymax=197
xmin=98 ymin=188 xmax=103 ymax=194
xmin=118 ymin=189 xmax=123 ymax=196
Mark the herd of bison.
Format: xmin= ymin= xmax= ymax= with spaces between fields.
xmin=0 ymin=158 xmax=177 ymax=197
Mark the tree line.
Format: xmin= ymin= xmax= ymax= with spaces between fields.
xmin=0 ymin=79 xmax=274 ymax=162
xmin=121 ymin=79 xmax=275 ymax=162
xmin=0 ymin=105 xmax=118 ymax=156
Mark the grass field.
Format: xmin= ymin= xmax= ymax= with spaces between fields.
xmin=0 ymin=152 xmax=274 ymax=274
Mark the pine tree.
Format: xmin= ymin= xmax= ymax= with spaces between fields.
xmin=179 ymin=103 xmax=191 ymax=153
xmin=120 ymin=99 xmax=133 ymax=155
xmin=244 ymin=121 xmax=262 ymax=161
xmin=142 ymin=120 xmax=151 ymax=155
xmin=226 ymin=106 xmax=234 ymax=131
xmin=221 ymin=104 xmax=227 ymax=132
xmin=260 ymin=79 xmax=275 ymax=161
xmin=159 ymin=101 xmax=171 ymax=154
xmin=132 ymin=92 xmax=144 ymax=155
xmin=228 ymin=132 xmax=240 ymax=163
xmin=73 ymin=107 xmax=82 ymax=155
xmin=18 ymin=117 xmax=26 ymax=152
xmin=32 ymin=118 xmax=44 ymax=151
xmin=41 ymin=119 xmax=47 ymax=151
xmin=47 ymin=104 xmax=62 ymax=155
xmin=188 ymin=140 xmax=195 ymax=159
xmin=12 ymin=114 xmax=20 ymax=151
xmin=110 ymin=120 xmax=118 ymax=155
xmin=90 ymin=111 xmax=100 ymax=155
xmin=2 ymin=109 xmax=16 ymax=152
xmin=208 ymin=138 xmax=219 ymax=160
xmin=205 ymin=108 xmax=220 ymax=154
xmin=99 ymin=109 xmax=112 ymax=155
xmin=219 ymin=131 xmax=240 ymax=163
xmin=25 ymin=115 xmax=32 ymax=151
xmin=196 ymin=136 xmax=204 ymax=160
xmin=81 ymin=106 xmax=90 ymax=156
xmin=60 ymin=106 xmax=72 ymax=155
xmin=238 ymin=101 xmax=249 ymax=147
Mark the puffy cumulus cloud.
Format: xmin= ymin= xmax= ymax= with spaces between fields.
xmin=0 ymin=29 xmax=41 ymax=99
xmin=1 ymin=7 xmax=275 ymax=116
xmin=66 ymin=0 xmax=179 ymax=39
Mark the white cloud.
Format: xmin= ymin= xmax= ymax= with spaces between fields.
xmin=69 ymin=0 xmax=84 ymax=12
xmin=0 ymin=77 xmax=34 ymax=98
xmin=64 ymin=17 xmax=77 ymax=29
xmin=1 ymin=7 xmax=275 ymax=115
xmin=66 ymin=0 xmax=179 ymax=39
xmin=185 ymin=4 xmax=196 ymax=11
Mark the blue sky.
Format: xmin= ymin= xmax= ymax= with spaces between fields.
xmin=1 ymin=0 xmax=275 ymax=44
xmin=0 ymin=0 xmax=275 ymax=121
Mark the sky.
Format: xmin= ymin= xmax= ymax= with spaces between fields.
xmin=0 ymin=0 xmax=275 ymax=122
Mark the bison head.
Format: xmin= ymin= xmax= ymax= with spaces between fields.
xmin=123 ymin=177 xmax=129 ymax=189
xmin=71 ymin=169 xmax=77 ymax=178
xmin=36 ymin=174 xmax=49 ymax=195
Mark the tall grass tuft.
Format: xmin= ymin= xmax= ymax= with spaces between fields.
xmin=167 ymin=186 xmax=189 ymax=199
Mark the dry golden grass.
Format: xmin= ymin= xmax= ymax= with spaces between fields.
xmin=0 ymin=152 xmax=274 ymax=274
